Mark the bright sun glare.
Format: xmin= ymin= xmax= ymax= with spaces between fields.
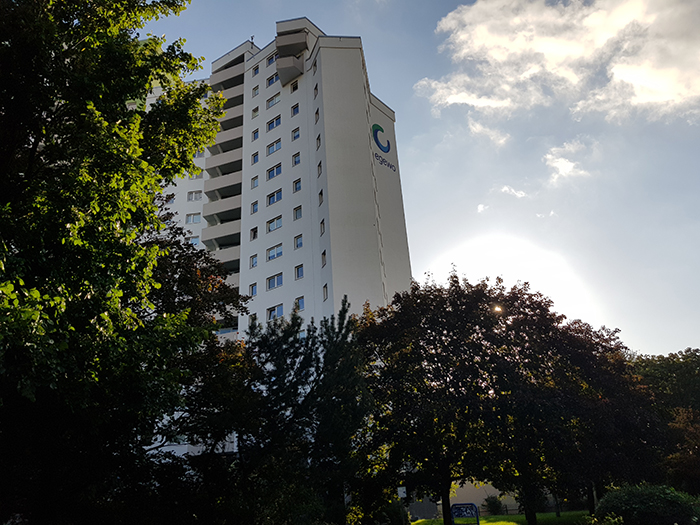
xmin=424 ymin=234 xmax=605 ymax=326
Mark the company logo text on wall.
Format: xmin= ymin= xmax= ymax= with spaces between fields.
xmin=372 ymin=124 xmax=396 ymax=172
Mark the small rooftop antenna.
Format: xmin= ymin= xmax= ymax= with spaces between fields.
xmin=251 ymin=35 xmax=254 ymax=43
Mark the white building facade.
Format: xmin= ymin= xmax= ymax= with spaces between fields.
xmin=170 ymin=18 xmax=411 ymax=334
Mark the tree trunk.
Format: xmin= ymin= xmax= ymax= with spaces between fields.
xmin=525 ymin=507 xmax=538 ymax=525
xmin=441 ymin=484 xmax=453 ymax=525
xmin=587 ymin=482 xmax=595 ymax=515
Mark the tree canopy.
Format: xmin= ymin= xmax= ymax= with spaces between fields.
xmin=357 ymin=275 xmax=661 ymax=525
xmin=0 ymin=1 xmax=227 ymax=522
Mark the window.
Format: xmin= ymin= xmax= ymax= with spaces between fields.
xmin=267 ymin=189 xmax=282 ymax=206
xmin=267 ymin=53 xmax=278 ymax=66
xmin=252 ymin=106 xmax=259 ymax=118
xmin=321 ymin=250 xmax=327 ymax=267
xmin=267 ymin=304 xmax=283 ymax=320
xmin=267 ymin=216 xmax=282 ymax=232
xmin=266 ymin=243 xmax=283 ymax=261
xmin=295 ymin=264 xmax=304 ymax=280
xmin=292 ymin=127 xmax=300 ymax=141
xmin=317 ymin=161 xmax=322 ymax=177
xmin=267 ymin=115 xmax=281 ymax=132
xmin=185 ymin=213 xmax=201 ymax=224
xmin=253 ymin=65 xmax=259 ymax=76
xmin=295 ymin=296 xmax=305 ymax=311
xmin=291 ymin=80 xmax=298 ymax=93
xmin=294 ymin=234 xmax=303 ymax=249
xmin=267 ymin=164 xmax=282 ymax=180
xmin=252 ymin=152 xmax=259 ymax=164
xmin=249 ymin=283 xmax=257 ymax=296
xmin=252 ymin=128 xmax=259 ymax=141
xmin=293 ymin=178 xmax=301 ymax=192
xmin=293 ymin=206 xmax=302 ymax=221
xmin=292 ymin=153 xmax=300 ymax=166
xmin=291 ymin=104 xmax=299 ymax=117
xmin=251 ymin=201 xmax=258 ymax=214
xmin=267 ymin=273 xmax=283 ymax=290
xmin=323 ymin=284 xmax=328 ymax=301
xmin=318 ymin=190 xmax=323 ymax=206
xmin=186 ymin=236 xmax=199 ymax=245
xmin=316 ymin=135 xmax=321 ymax=150
xmin=267 ymin=73 xmax=279 ymax=87
xmin=314 ymin=84 xmax=318 ymax=99
xmin=314 ymin=108 xmax=319 ymax=123
xmin=251 ymin=176 xmax=259 ymax=189
xmin=187 ymin=190 xmax=202 ymax=201
xmin=320 ymin=219 xmax=325 ymax=236
xmin=252 ymin=85 xmax=259 ymax=97
xmin=267 ymin=139 xmax=281 ymax=155
xmin=313 ymin=60 xmax=317 ymax=74
xmin=250 ymin=254 xmax=258 ymax=268
xmin=267 ymin=93 xmax=280 ymax=108
xmin=250 ymin=227 xmax=258 ymax=241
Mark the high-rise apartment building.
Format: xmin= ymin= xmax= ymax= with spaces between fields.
xmin=167 ymin=18 xmax=411 ymax=334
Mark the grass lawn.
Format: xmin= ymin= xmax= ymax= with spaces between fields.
xmin=413 ymin=510 xmax=589 ymax=525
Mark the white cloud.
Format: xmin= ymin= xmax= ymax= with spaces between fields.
xmin=415 ymin=0 xmax=700 ymax=120
xmin=543 ymin=139 xmax=592 ymax=184
xmin=477 ymin=204 xmax=489 ymax=213
xmin=501 ymin=185 xmax=527 ymax=198
xmin=468 ymin=118 xmax=510 ymax=146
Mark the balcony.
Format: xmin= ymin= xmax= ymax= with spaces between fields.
xmin=202 ymin=221 xmax=241 ymax=246
xmin=277 ymin=55 xmax=304 ymax=86
xmin=206 ymin=148 xmax=243 ymax=176
xmin=203 ymin=196 xmax=242 ymax=223
xmin=204 ymin=172 xmax=242 ymax=199
xmin=210 ymin=62 xmax=245 ymax=92
xmin=275 ymin=32 xmax=308 ymax=57
xmin=214 ymin=245 xmax=241 ymax=266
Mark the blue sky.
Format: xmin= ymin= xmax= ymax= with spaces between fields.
xmin=146 ymin=0 xmax=700 ymax=356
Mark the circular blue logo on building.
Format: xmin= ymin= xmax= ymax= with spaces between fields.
xmin=372 ymin=124 xmax=391 ymax=154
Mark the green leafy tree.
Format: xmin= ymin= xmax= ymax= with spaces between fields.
xmin=0 ymin=0 xmax=225 ymax=522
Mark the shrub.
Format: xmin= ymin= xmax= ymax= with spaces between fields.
xmin=584 ymin=514 xmax=624 ymax=525
xmin=482 ymin=494 xmax=504 ymax=515
xmin=595 ymin=485 xmax=700 ymax=525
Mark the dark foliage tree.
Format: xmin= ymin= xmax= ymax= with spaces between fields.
xmin=635 ymin=349 xmax=700 ymax=494
xmin=177 ymin=299 xmax=371 ymax=525
xmin=357 ymin=277 xmax=505 ymax=525
xmin=358 ymin=275 xmax=661 ymax=525
xmin=306 ymin=304 xmax=374 ymax=524
xmin=634 ymin=349 xmax=700 ymax=413
xmin=0 ymin=1 xmax=227 ymax=522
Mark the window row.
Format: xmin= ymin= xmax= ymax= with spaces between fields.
xmin=246 ymin=266 xmax=306 ymax=292
xmin=249 ymin=235 xmax=303 ymax=266
xmin=250 ymin=139 xmax=282 ymax=165
xmin=257 ymin=126 xmax=299 ymax=143
xmin=264 ymin=296 xmax=305 ymax=321
xmin=249 ymin=246 xmax=325 ymax=274
xmin=251 ymin=124 xmax=300 ymax=144
xmin=254 ymin=103 xmax=299 ymax=119
xmin=249 ymin=156 xmax=300 ymax=186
